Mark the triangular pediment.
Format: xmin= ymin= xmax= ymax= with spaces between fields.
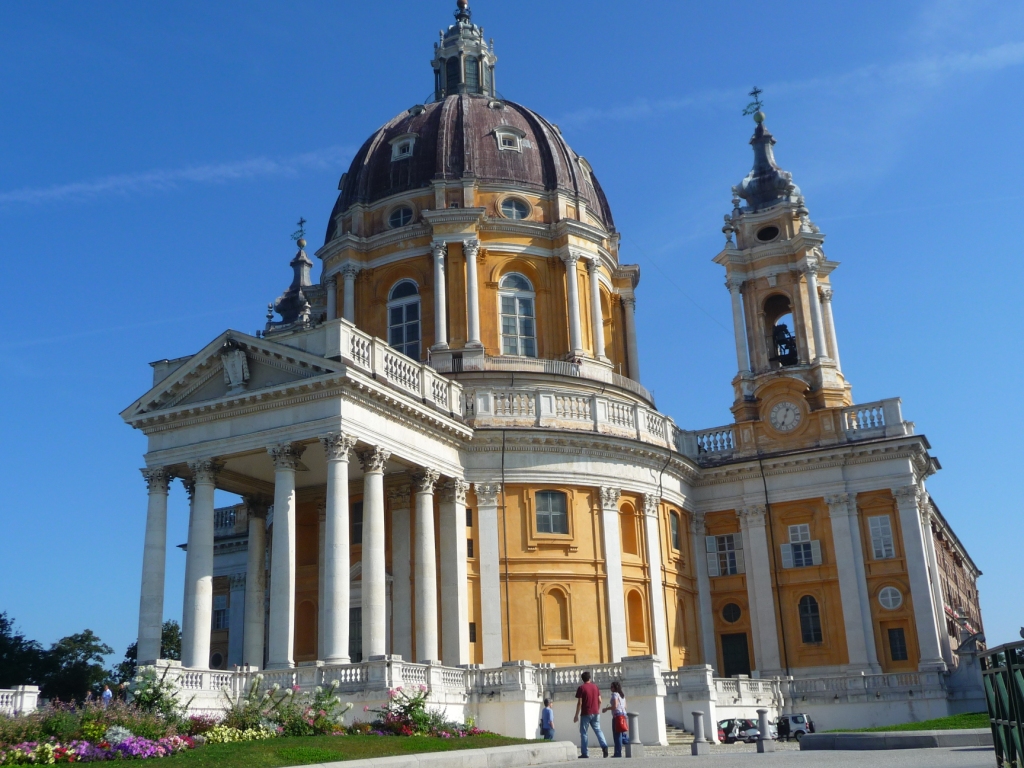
xmin=121 ymin=330 xmax=344 ymax=421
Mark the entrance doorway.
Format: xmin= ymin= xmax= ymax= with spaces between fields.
xmin=721 ymin=633 xmax=751 ymax=677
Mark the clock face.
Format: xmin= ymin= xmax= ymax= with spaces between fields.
xmin=769 ymin=401 xmax=802 ymax=432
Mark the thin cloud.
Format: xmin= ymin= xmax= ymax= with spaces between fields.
xmin=0 ymin=146 xmax=352 ymax=206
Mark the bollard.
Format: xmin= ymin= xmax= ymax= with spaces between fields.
xmin=756 ymin=708 xmax=775 ymax=753
xmin=625 ymin=712 xmax=644 ymax=758
xmin=691 ymin=711 xmax=710 ymax=756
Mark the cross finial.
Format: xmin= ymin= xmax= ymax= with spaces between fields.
xmin=743 ymin=86 xmax=764 ymax=117
xmin=291 ymin=217 xmax=307 ymax=243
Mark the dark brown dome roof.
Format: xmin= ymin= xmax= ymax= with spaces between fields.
xmin=324 ymin=93 xmax=614 ymax=242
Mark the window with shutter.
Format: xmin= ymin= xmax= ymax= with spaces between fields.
xmin=780 ymin=543 xmax=794 ymax=569
xmin=705 ymin=536 xmax=719 ymax=577
xmin=707 ymin=534 xmax=742 ymax=576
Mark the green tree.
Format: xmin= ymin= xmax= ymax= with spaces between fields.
xmin=0 ymin=613 xmax=45 ymax=688
xmin=112 ymin=621 xmax=182 ymax=683
xmin=38 ymin=630 xmax=113 ymax=702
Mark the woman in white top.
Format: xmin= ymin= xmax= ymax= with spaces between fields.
xmin=602 ymin=681 xmax=628 ymax=757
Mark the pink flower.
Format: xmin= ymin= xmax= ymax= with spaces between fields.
xmin=419 ymin=685 xmax=427 ymax=692
xmin=363 ymin=705 xmax=370 ymax=712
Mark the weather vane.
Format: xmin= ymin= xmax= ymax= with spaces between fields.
xmin=291 ymin=217 xmax=307 ymax=242
xmin=743 ymin=87 xmax=764 ymax=117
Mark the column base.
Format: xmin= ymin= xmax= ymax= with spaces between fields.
xmin=324 ymin=656 xmax=351 ymax=665
xmin=919 ymin=660 xmax=948 ymax=673
xmin=430 ymin=342 xmax=449 ymax=351
xmin=265 ymin=662 xmax=296 ymax=671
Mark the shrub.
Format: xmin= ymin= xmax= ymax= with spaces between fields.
xmin=203 ymin=725 xmax=274 ymax=744
xmin=129 ymin=668 xmax=189 ymax=724
xmin=365 ymin=686 xmax=486 ymax=738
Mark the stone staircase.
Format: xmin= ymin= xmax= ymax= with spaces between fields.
xmin=665 ymin=725 xmax=694 ymax=746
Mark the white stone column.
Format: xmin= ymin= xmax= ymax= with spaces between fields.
xmin=440 ymin=479 xmax=470 ymax=666
xmin=642 ymin=494 xmax=670 ymax=662
xmin=464 ymin=239 xmax=482 ymax=347
xmin=137 ymin=468 xmax=170 ymax=665
xmin=267 ymin=443 xmax=305 ymax=669
xmin=317 ymin=501 xmax=326 ymax=659
xmin=803 ymin=264 xmax=828 ymax=360
xmin=893 ymin=486 xmax=946 ymax=671
xmin=412 ymin=469 xmax=441 ymax=662
xmin=325 ymin=276 xmax=338 ymax=321
xmin=227 ymin=573 xmax=246 ymax=667
xmin=622 ymin=295 xmax=641 ymax=381
xmin=243 ymin=497 xmax=269 ymax=668
xmin=475 ymin=483 xmax=504 ymax=667
xmin=179 ymin=479 xmax=196 ymax=666
xmin=825 ymin=494 xmax=879 ymax=672
xmin=388 ymin=485 xmax=413 ymax=661
xmin=689 ymin=513 xmax=717 ymax=672
xmin=726 ymin=279 xmax=751 ymax=373
xmin=819 ymin=286 xmax=842 ymax=371
xmin=587 ymin=258 xmax=607 ymax=360
xmin=737 ymin=505 xmax=781 ymax=674
xmin=183 ymin=460 xmax=218 ymax=669
xmin=921 ymin=497 xmax=954 ymax=666
xmin=320 ymin=433 xmax=356 ymax=664
xmin=431 ymin=243 xmax=448 ymax=350
xmin=562 ymin=251 xmax=584 ymax=355
xmin=358 ymin=446 xmax=391 ymax=658
xmin=598 ymin=488 xmax=628 ymax=661
xmin=342 ymin=266 xmax=358 ymax=323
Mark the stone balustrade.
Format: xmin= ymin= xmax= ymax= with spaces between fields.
xmin=0 ymin=686 xmax=39 ymax=714
xmin=840 ymin=398 xmax=911 ymax=440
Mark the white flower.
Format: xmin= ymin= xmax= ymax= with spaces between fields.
xmin=330 ymin=680 xmax=340 ymax=689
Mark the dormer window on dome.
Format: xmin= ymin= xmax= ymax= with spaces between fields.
xmin=390 ymin=134 xmax=417 ymax=162
xmin=494 ymin=126 xmax=526 ymax=153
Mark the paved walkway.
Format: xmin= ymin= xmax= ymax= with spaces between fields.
xmin=534 ymin=746 xmax=995 ymax=767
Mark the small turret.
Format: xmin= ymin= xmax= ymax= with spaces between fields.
xmin=267 ymin=221 xmax=314 ymax=331
xmin=431 ymin=0 xmax=498 ymax=100
xmin=732 ymin=111 xmax=801 ymax=213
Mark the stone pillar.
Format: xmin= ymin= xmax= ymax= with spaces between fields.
xmin=321 ymin=433 xmax=357 ymax=664
xmin=597 ymin=487 xmax=628 ymax=661
xmin=642 ymin=495 xmax=670 ymax=661
xmin=803 ymin=264 xmax=828 ymax=360
xmin=342 ymin=266 xmax=358 ymax=323
xmin=921 ymin=497 xmax=955 ymax=667
xmin=388 ymin=484 xmax=413 ymax=661
xmin=689 ymin=513 xmax=717 ymax=672
xmin=726 ymin=279 xmax=751 ymax=373
xmin=242 ymin=497 xmax=269 ymax=668
xmin=183 ymin=459 xmax=218 ymax=669
xmin=227 ymin=573 xmax=246 ymax=667
xmin=325 ymin=276 xmax=338 ymax=321
xmin=737 ymin=505 xmax=781 ymax=674
xmin=267 ymin=443 xmax=305 ymax=669
xmin=622 ymin=295 xmax=641 ymax=381
xmin=412 ymin=469 xmax=441 ymax=662
xmin=819 ymin=286 xmax=842 ymax=371
xmin=317 ymin=500 xmax=326 ymax=659
xmin=893 ymin=486 xmax=946 ymax=671
xmin=137 ymin=468 xmax=170 ymax=665
xmin=440 ymin=479 xmax=470 ymax=666
xmin=587 ymin=258 xmax=607 ymax=359
xmin=431 ymin=243 xmax=448 ymax=350
xmin=179 ymin=479 xmax=196 ymax=666
xmin=562 ymin=251 xmax=584 ymax=355
xmin=825 ymin=494 xmax=879 ymax=672
xmin=358 ymin=446 xmax=391 ymax=658
xmin=475 ymin=482 xmax=504 ymax=667
xmin=464 ymin=239 xmax=482 ymax=347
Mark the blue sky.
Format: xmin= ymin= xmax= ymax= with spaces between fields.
xmin=1 ymin=0 xmax=1022 ymax=661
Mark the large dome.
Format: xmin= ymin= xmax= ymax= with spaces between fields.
xmin=324 ymin=93 xmax=614 ymax=242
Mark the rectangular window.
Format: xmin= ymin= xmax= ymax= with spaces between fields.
xmin=467 ymin=539 xmax=474 ymax=558
xmin=349 ymin=607 xmax=362 ymax=663
xmin=670 ymin=513 xmax=681 ymax=551
xmin=706 ymin=534 xmax=744 ymax=576
xmin=869 ymin=515 xmax=895 ymax=559
xmin=888 ymin=627 xmax=909 ymax=661
xmin=466 ymin=508 xmax=473 ymax=528
xmin=351 ymin=501 xmax=364 ymax=545
xmin=536 ymin=491 xmax=569 ymax=534
xmin=468 ymin=622 xmax=477 ymax=643
xmin=213 ymin=594 xmax=228 ymax=630
xmin=781 ymin=524 xmax=821 ymax=568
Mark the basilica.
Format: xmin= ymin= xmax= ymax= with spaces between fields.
xmin=122 ymin=0 xmax=985 ymax=740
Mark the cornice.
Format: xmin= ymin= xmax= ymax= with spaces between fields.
xmin=420 ymin=207 xmax=487 ymax=227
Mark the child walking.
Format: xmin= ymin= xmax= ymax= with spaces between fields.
xmin=540 ymin=698 xmax=555 ymax=740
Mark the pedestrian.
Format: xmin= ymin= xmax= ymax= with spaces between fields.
xmin=778 ymin=715 xmax=790 ymax=742
xmin=539 ymin=698 xmax=555 ymax=740
xmin=101 ymin=685 xmax=113 ymax=708
xmin=602 ymin=681 xmax=628 ymax=757
xmin=573 ymin=671 xmax=608 ymax=759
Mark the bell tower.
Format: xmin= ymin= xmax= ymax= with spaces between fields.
xmin=715 ymin=105 xmax=851 ymax=437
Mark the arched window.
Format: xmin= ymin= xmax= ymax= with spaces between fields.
xmin=543 ymin=587 xmax=570 ymax=643
xmin=670 ymin=511 xmax=681 ymax=551
xmin=499 ymin=273 xmax=537 ymax=357
xmin=620 ymin=506 xmax=638 ymax=555
xmin=445 ymin=57 xmax=460 ymax=94
xmin=627 ymin=590 xmax=646 ymax=644
xmin=388 ymin=280 xmax=421 ymax=360
xmin=464 ymin=56 xmax=480 ymax=91
xmin=798 ymin=595 xmax=823 ymax=644
xmin=764 ymin=294 xmax=798 ymax=367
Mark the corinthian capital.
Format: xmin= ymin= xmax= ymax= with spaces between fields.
xmin=141 ymin=467 xmax=170 ymax=495
xmin=357 ymin=446 xmax=391 ymax=474
xmin=725 ymin=277 xmax=745 ymax=293
xmin=268 ymin=443 xmax=306 ymax=471
xmin=562 ymin=250 xmax=582 ymax=267
xmin=431 ymin=241 xmax=447 ymax=260
xmin=441 ymin=479 xmax=469 ymax=505
xmin=243 ymin=495 xmax=272 ymax=519
xmin=892 ymin=485 xmax=922 ymax=509
xmin=474 ymin=482 xmax=501 ymax=506
xmin=825 ymin=493 xmax=854 ymax=518
xmin=387 ymin=484 xmax=412 ymax=510
xmin=463 ymin=238 xmax=480 ymax=260
xmin=320 ymin=432 xmax=357 ymax=462
xmin=188 ymin=459 xmax=221 ymax=485
xmin=412 ymin=468 xmax=441 ymax=494
xmin=621 ymin=295 xmax=636 ymax=310
xmin=599 ymin=487 xmax=621 ymax=511
xmin=642 ymin=494 xmax=661 ymax=518
xmin=341 ymin=264 xmax=360 ymax=280
xmin=737 ymin=504 xmax=766 ymax=526
xmin=818 ymin=286 xmax=834 ymax=302
xmin=689 ymin=512 xmax=707 ymax=537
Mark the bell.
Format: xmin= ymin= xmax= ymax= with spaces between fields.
xmin=769 ymin=323 xmax=799 ymax=366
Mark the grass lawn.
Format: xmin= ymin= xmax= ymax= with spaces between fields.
xmin=830 ymin=712 xmax=990 ymax=732
xmin=163 ymin=735 xmax=532 ymax=768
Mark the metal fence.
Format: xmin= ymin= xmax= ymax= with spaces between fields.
xmin=981 ymin=640 xmax=1024 ymax=767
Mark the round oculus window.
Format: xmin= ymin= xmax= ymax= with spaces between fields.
xmin=879 ymin=587 xmax=903 ymax=610
xmin=722 ymin=603 xmax=742 ymax=623
xmin=388 ymin=206 xmax=413 ymax=228
xmin=210 ymin=652 xmax=224 ymax=669
xmin=500 ymin=197 xmax=530 ymax=220
xmin=756 ymin=225 xmax=780 ymax=242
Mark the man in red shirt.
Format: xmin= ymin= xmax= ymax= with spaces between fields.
xmin=573 ymin=671 xmax=609 ymax=758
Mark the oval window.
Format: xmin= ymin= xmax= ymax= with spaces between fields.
xmin=388 ymin=206 xmax=413 ymax=229
xmin=879 ymin=587 xmax=903 ymax=610
xmin=756 ymin=225 xmax=780 ymax=242
xmin=501 ymin=197 xmax=530 ymax=220
xmin=722 ymin=603 xmax=742 ymax=623
xmin=210 ymin=652 xmax=224 ymax=669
